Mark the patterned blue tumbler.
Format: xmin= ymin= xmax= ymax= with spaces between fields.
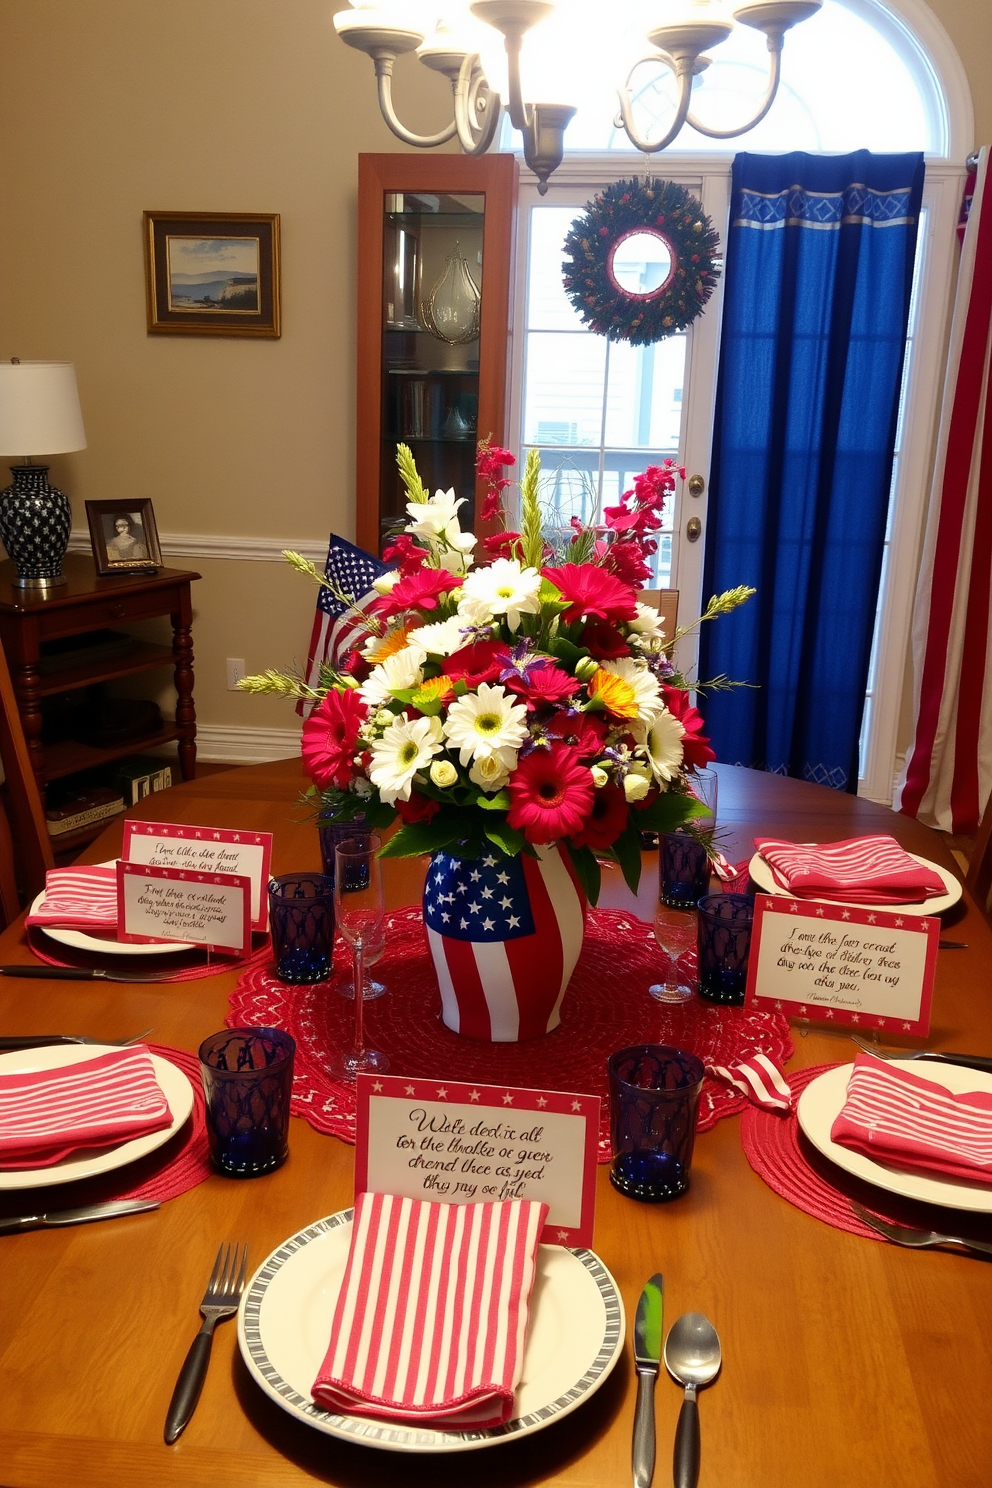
xmin=660 ymin=830 xmax=711 ymax=909
xmin=696 ymin=892 xmax=754 ymax=1005
xmin=199 ymin=1027 xmax=295 ymax=1178
xmin=608 ymin=1044 xmax=705 ymax=1202
xmin=268 ymin=873 xmax=334 ymax=984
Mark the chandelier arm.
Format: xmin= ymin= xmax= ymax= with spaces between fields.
xmin=615 ymin=55 xmax=696 ymax=155
xmin=372 ymin=55 xmax=459 ymax=148
xmin=451 ymin=55 xmax=502 ymax=155
xmin=502 ymin=28 xmax=532 ymax=137
xmin=685 ymin=38 xmax=783 ymax=138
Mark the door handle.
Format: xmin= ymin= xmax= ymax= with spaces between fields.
xmin=686 ymin=517 xmax=702 ymax=542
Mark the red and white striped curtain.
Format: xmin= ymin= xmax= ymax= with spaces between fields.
xmin=898 ymin=148 xmax=992 ymax=834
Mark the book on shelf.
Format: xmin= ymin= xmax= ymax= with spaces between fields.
xmin=105 ymin=754 xmax=174 ymax=805
xmin=45 ymin=784 xmax=125 ymax=838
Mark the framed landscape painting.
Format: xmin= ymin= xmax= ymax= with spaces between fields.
xmin=144 ymin=212 xmax=280 ymax=337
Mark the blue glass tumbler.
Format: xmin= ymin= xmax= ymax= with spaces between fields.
xmin=696 ymin=892 xmax=754 ymax=1005
xmin=268 ymin=873 xmax=335 ymax=984
xmin=318 ymin=813 xmax=367 ymax=885
xmin=198 ymin=1027 xmax=296 ymax=1178
xmin=608 ymin=1045 xmax=705 ymax=1202
xmin=660 ymin=830 xmax=711 ymax=909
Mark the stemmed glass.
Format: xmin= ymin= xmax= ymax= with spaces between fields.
xmin=649 ymin=906 xmax=697 ymax=1003
xmin=331 ymin=834 xmax=389 ymax=1079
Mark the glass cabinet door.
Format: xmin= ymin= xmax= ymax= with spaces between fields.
xmin=356 ymin=155 xmax=518 ymax=556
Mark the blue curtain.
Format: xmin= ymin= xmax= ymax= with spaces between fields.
xmin=698 ymin=151 xmax=925 ymax=791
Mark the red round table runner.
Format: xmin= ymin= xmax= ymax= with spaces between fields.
xmin=741 ymin=1062 xmax=992 ymax=1243
xmin=230 ymin=906 xmax=793 ymax=1161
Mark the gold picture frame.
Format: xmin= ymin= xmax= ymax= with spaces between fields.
xmin=86 ymin=499 xmax=163 ymax=575
xmin=144 ymin=211 xmax=280 ymax=337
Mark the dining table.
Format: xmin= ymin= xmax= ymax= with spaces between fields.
xmin=0 ymin=759 xmax=989 ymax=1488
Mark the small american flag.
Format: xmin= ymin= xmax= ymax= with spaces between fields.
xmin=297 ymin=535 xmax=389 ymax=716
xmin=424 ymin=847 xmax=586 ymax=1041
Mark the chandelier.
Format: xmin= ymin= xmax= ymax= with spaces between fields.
xmin=333 ymin=1 xmax=823 ymax=193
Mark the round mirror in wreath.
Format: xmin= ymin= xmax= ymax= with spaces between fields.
xmin=563 ymin=177 xmax=721 ymax=346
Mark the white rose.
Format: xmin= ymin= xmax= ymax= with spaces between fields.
xmin=591 ymin=765 xmax=610 ymax=789
xmin=430 ymin=758 xmax=458 ymax=788
xmin=469 ymin=753 xmax=512 ymax=792
xmin=623 ymin=772 xmax=650 ymax=802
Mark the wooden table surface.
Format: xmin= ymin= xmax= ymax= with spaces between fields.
xmin=1 ymin=761 xmax=990 ymax=1488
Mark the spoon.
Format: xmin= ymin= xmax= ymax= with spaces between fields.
xmin=663 ymin=1312 xmax=722 ymax=1488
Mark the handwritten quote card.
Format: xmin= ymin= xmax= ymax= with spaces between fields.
xmin=746 ymin=896 xmax=939 ymax=1035
xmin=116 ymin=861 xmax=252 ymax=954
xmin=355 ymin=1074 xmax=600 ymax=1246
xmin=121 ymin=822 xmax=272 ymax=931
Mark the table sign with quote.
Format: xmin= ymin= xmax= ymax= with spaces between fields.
xmin=121 ymin=821 xmax=272 ymax=932
xmin=115 ymin=861 xmax=252 ymax=955
xmin=355 ymin=1074 xmax=601 ymax=1247
xmin=746 ymin=895 xmax=939 ymax=1036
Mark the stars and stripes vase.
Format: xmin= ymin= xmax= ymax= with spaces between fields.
xmin=422 ymin=844 xmax=587 ymax=1042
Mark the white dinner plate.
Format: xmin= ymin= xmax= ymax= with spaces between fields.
xmin=238 ymin=1210 xmax=625 ymax=1453
xmin=796 ymin=1061 xmax=992 ymax=1213
xmin=748 ymin=850 xmax=961 ymax=917
xmin=29 ymin=861 xmax=194 ymax=956
xmin=0 ymin=1043 xmax=194 ymax=1190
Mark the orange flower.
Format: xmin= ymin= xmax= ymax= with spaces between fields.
xmin=588 ymin=667 xmax=638 ymax=719
xmin=373 ymin=624 xmax=417 ymax=665
xmin=410 ymin=675 xmax=455 ymax=711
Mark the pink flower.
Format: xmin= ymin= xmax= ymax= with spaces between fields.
xmin=475 ymin=441 xmax=516 ymax=483
xmin=372 ymin=566 xmax=461 ymax=619
xmin=506 ymin=743 xmax=595 ymax=844
xmin=542 ymin=563 xmax=639 ymax=625
xmin=602 ymin=538 xmax=653 ymax=588
xmin=443 ymin=639 xmax=505 ymax=689
xmin=301 ymin=688 xmax=367 ymax=790
xmin=482 ymin=531 xmax=523 ymax=560
xmin=662 ymin=686 xmax=716 ymax=771
xmin=569 ymin=783 xmax=629 ymax=851
xmin=503 ymin=661 xmax=580 ymax=709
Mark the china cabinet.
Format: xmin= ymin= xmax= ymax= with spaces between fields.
xmin=355 ymin=153 xmax=518 ymax=554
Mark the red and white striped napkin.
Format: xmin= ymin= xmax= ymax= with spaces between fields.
xmin=312 ymin=1192 xmax=548 ymax=1428
xmin=24 ymin=865 xmax=119 ymax=930
xmin=753 ymin=835 xmax=946 ymax=905
xmin=0 ymin=1046 xmax=173 ymax=1169
xmin=830 ymin=1052 xmax=992 ymax=1184
xmin=706 ymin=1053 xmax=793 ymax=1111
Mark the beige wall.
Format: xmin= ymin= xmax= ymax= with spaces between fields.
xmin=0 ymin=0 xmax=986 ymax=754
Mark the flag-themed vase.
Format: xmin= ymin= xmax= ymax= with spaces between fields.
xmin=422 ymin=844 xmax=587 ymax=1042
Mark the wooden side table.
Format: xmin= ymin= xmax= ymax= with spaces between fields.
xmin=0 ymin=555 xmax=202 ymax=807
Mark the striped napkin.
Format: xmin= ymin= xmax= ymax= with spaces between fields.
xmin=24 ymin=865 xmax=119 ymax=930
xmin=0 ymin=1046 xmax=173 ymax=1169
xmin=830 ymin=1052 xmax=992 ymax=1184
xmin=753 ymin=835 xmax=945 ymax=905
xmin=706 ymin=1053 xmax=793 ymax=1111
xmin=312 ymin=1192 xmax=548 ymax=1428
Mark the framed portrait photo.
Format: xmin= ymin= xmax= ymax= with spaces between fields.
xmin=86 ymin=500 xmax=163 ymax=576
xmin=144 ymin=211 xmax=280 ymax=337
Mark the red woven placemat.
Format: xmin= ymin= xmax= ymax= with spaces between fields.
xmin=25 ymin=929 xmax=271 ymax=983
xmin=0 ymin=1044 xmax=211 ymax=1218
xmin=230 ymin=906 xmax=793 ymax=1161
xmin=741 ymin=1062 xmax=992 ymax=1242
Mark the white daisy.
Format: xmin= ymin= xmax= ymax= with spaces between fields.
xmin=469 ymin=752 xmax=513 ymax=792
xmin=644 ymin=708 xmax=686 ymax=784
xmin=596 ymin=656 xmax=664 ymax=736
xmin=369 ymin=714 xmax=444 ymax=804
xmin=359 ymin=647 xmax=424 ymax=706
xmin=443 ymin=682 xmax=529 ymax=767
xmin=628 ymin=601 xmax=666 ymax=648
xmin=361 ymin=623 xmax=426 ymax=664
xmin=458 ymin=558 xmax=542 ymax=632
xmin=406 ymin=615 xmax=467 ymax=657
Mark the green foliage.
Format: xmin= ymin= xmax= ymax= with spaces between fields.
xmin=565 ymin=842 xmax=602 ymax=907
xmin=484 ymin=821 xmax=527 ymax=858
xmin=519 ymin=448 xmax=545 ymax=571
xmin=611 ymin=820 xmax=645 ymax=895
xmin=396 ymin=442 xmax=430 ymax=505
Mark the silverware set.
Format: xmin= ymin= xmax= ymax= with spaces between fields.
xmin=632 ymin=1275 xmax=721 ymax=1488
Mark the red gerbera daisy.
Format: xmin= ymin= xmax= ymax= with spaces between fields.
xmin=662 ymin=686 xmax=716 ymax=771
xmin=542 ymin=563 xmax=638 ymax=625
xmin=569 ymin=783 xmax=629 ymax=851
xmin=443 ymin=638 xmax=505 ymax=689
xmin=582 ymin=619 xmax=631 ymax=660
xmin=503 ymin=661 xmax=580 ymax=709
xmin=394 ymin=788 xmax=440 ymax=824
xmin=372 ymin=566 xmax=461 ymax=620
xmin=506 ymin=743 xmax=595 ymax=844
xmin=300 ymin=687 xmax=367 ymax=790
xmin=545 ymin=710 xmax=608 ymax=757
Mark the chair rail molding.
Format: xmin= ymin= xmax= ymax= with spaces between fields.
xmin=192 ymin=724 xmax=302 ymax=764
xmin=65 ymin=531 xmax=329 ymax=564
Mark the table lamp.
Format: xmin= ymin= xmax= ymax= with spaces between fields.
xmin=0 ymin=359 xmax=87 ymax=590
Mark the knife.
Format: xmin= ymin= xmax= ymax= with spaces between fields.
xmin=0 ymin=965 xmax=164 ymax=983
xmin=0 ymin=1199 xmax=160 ymax=1236
xmin=633 ymin=1273 xmax=664 ymax=1488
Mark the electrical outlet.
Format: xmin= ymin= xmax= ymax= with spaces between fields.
xmin=226 ymin=657 xmax=246 ymax=691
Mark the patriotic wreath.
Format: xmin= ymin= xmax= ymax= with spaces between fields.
xmin=562 ymin=177 xmax=721 ymax=346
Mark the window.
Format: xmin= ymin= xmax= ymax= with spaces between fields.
xmin=507 ymin=0 xmax=969 ymax=801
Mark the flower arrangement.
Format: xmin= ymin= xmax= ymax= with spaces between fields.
xmin=241 ymin=443 xmax=752 ymax=905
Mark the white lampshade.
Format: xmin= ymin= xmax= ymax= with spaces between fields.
xmin=0 ymin=361 xmax=87 ymax=458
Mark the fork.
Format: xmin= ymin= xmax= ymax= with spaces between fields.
xmin=850 ymin=1203 xmax=992 ymax=1257
xmin=849 ymin=1034 xmax=992 ymax=1075
xmin=164 ymin=1243 xmax=248 ymax=1444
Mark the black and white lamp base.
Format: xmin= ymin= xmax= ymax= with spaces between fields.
xmin=0 ymin=464 xmax=71 ymax=589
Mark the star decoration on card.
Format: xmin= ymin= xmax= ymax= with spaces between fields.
xmin=213 ymin=832 xmax=222 ymax=840
xmin=902 ymin=1021 xmax=911 ymax=1031
xmin=571 ymin=1099 xmax=582 ymax=1112
xmin=371 ymin=1081 xmax=383 ymax=1092
xmin=895 ymin=917 xmax=904 ymax=927
xmin=502 ymin=1092 xmax=514 ymax=1105
xmin=868 ymin=913 xmax=877 ymax=924
xmin=788 ymin=902 xmax=799 ymax=913
xmin=537 ymin=1096 xmax=548 ymax=1108
xmin=774 ymin=1001 xmax=783 ymax=1011
xmin=799 ymin=1005 xmax=808 ymax=1015
xmin=468 ymin=1090 xmax=481 ymax=1101
xmin=826 ymin=1009 xmax=835 ymax=1018
xmin=556 ymin=1230 xmax=570 ymax=1242
xmin=851 ymin=1013 xmax=860 ymax=1023
xmin=876 ymin=1019 xmax=886 ymax=1028
xmin=404 ymin=1084 xmax=416 ymax=1096
xmin=436 ymin=1087 xmax=448 ymax=1099
xmin=841 ymin=909 xmax=851 ymax=919
xmin=815 ymin=907 xmax=825 ymax=916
